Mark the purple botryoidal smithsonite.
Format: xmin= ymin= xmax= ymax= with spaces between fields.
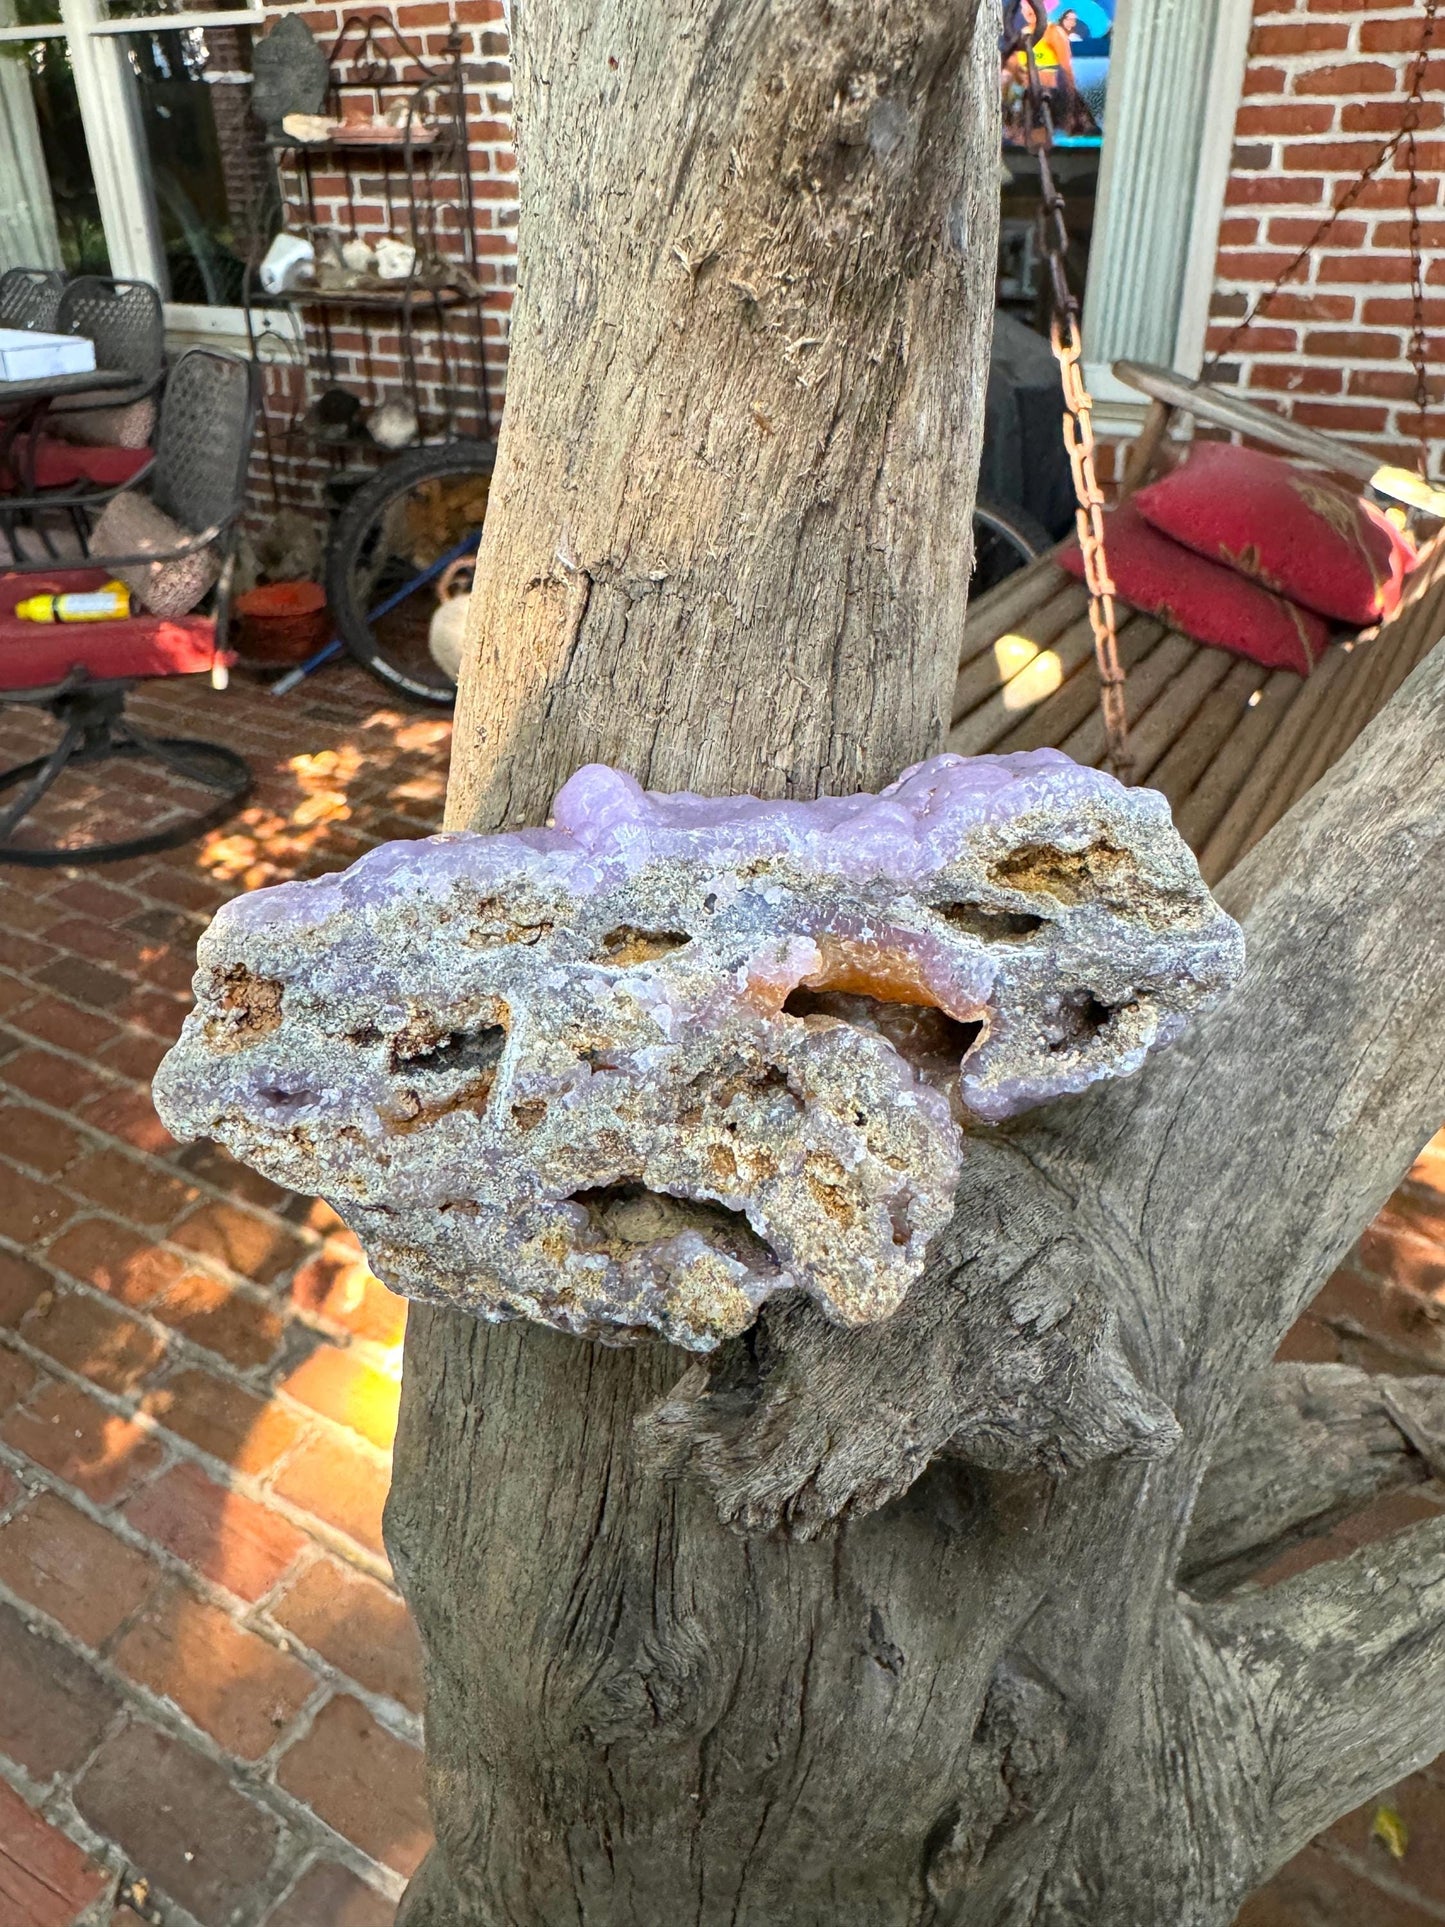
xmin=152 ymin=752 xmax=1244 ymax=1351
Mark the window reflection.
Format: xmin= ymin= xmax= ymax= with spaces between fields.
xmin=0 ymin=38 xmax=109 ymax=274
xmin=124 ymin=24 xmax=269 ymax=305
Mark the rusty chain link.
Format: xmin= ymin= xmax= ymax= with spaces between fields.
xmin=1004 ymin=3 xmax=1131 ymax=779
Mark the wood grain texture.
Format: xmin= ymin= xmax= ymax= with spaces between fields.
xmin=446 ymin=0 xmax=998 ymax=829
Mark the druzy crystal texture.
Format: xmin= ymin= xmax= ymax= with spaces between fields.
xmin=153 ymin=753 xmax=1243 ymax=1350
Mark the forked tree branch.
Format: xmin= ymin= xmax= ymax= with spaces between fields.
xmin=647 ymin=646 xmax=1445 ymax=1527
xmin=1203 ymin=1511 xmax=1445 ymax=1859
xmin=1056 ymin=643 xmax=1445 ymax=1425
xmin=1182 ymin=1364 xmax=1445 ymax=1598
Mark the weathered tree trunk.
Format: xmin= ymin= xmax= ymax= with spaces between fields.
xmin=387 ymin=4 xmax=1445 ymax=1923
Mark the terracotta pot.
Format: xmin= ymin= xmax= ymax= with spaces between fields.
xmin=234 ymin=579 xmax=330 ymax=665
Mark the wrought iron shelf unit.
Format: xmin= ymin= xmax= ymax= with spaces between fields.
xmin=245 ymin=7 xmax=490 ymax=492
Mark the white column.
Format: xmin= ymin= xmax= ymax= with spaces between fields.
xmin=1083 ymin=0 xmax=1252 ymax=406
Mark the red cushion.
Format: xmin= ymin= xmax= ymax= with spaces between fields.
xmin=1059 ymin=502 xmax=1331 ymax=674
xmin=31 ymin=440 xmax=151 ymax=490
xmin=0 ymin=568 xmax=215 ymax=690
xmin=1133 ymin=442 xmax=1415 ymax=625
xmin=0 ymin=441 xmax=151 ymax=493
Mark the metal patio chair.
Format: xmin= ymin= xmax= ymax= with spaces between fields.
xmin=0 ymin=347 xmax=259 ymax=865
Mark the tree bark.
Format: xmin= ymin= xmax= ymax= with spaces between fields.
xmin=387 ymin=4 xmax=1445 ymax=1923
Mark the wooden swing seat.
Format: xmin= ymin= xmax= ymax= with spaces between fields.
xmin=955 ymin=362 xmax=1445 ymax=886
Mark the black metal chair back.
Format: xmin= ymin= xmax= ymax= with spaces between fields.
xmin=0 ymin=267 xmax=64 ymax=333
xmin=55 ymin=276 xmax=165 ymax=399
xmin=151 ymin=347 xmax=258 ymax=538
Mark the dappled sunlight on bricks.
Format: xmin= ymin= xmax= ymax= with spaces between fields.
xmin=0 ymin=663 xmax=436 ymax=1919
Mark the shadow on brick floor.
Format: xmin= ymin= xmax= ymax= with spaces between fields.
xmin=0 ymin=664 xmax=1441 ymax=1924
xmin=0 ymin=665 xmax=440 ymax=1926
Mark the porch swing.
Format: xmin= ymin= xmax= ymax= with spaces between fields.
xmin=966 ymin=2 xmax=1445 ymax=886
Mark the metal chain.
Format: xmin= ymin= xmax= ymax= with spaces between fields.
xmin=1208 ymin=0 xmax=1438 ymax=474
xmin=1005 ymin=4 xmax=1131 ymax=779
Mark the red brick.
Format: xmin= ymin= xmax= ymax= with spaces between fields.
xmin=75 ymin=1720 xmax=281 ymax=1919
xmin=269 ymin=1862 xmax=395 ymax=1927
xmin=273 ymin=1433 xmax=391 ymax=1557
xmin=0 ymin=1347 xmax=39 ymax=1413
xmin=0 ymin=930 xmax=56 ymax=976
xmin=42 ymin=917 xmax=138 ymax=971
xmin=52 ymin=879 xmax=141 ymax=922
xmin=0 ymin=1491 xmax=162 ymax=1645
xmin=32 ymin=956 xmax=133 ymax=1010
xmin=0 ymin=886 xmax=64 ymax=938
xmin=113 ymin=985 xmax=189 ymax=1043
xmin=272 ymin=1557 xmax=422 ymax=1711
xmin=45 ymin=1217 xmax=184 ymax=1307
xmin=1301 ymin=328 xmax=1403 ymax=359
xmin=63 ymin=1147 xmax=194 ymax=1229
xmin=6 ymin=999 xmax=120 ymax=1058
xmin=0 ymin=1596 xmax=120 ymax=1779
xmin=1224 ymin=175 xmax=1325 ymax=206
xmin=0 ymin=1165 xmax=73 ymax=1245
xmin=278 ymin=1694 xmax=430 ymax=1874
xmin=0 ymin=1779 xmax=109 ymax=1927
xmin=0 ymin=1248 xmax=50 ymax=1326
xmin=281 ymin=1346 xmax=401 ymax=1450
xmin=141 ymin=1367 xmax=304 ymax=1475
xmin=1265 ymin=216 xmax=1366 ymax=250
xmin=1250 ymin=21 xmax=1350 ymax=55
xmin=23 ymin=1290 xmax=168 ymax=1394
xmin=1242 ymin=1844 xmax=1442 ymax=1927
xmin=76 ymin=1080 xmax=176 ymax=1155
xmin=0 ymin=1047 xmax=97 ymax=1111
xmin=124 ymin=1461 xmax=307 ymax=1602
xmin=1317 ymin=252 xmax=1424 ymax=285
xmin=1288 ymin=401 xmax=1393 ymax=433
xmin=1 ymin=1380 xmax=164 ymax=1506
xmin=1235 ymin=103 xmax=1336 ymax=138
xmin=94 ymin=1029 xmax=170 ymax=1084
xmin=0 ymin=1104 xmax=85 ymax=1177
xmin=1344 ymin=99 xmax=1445 ymax=135
xmin=114 ymin=1582 xmax=315 ymax=1758
xmin=132 ymin=866 xmax=224 ymax=914
xmin=169 ymin=1200 xmax=308 ymax=1283
xmin=1292 ymin=62 xmax=1402 ymax=97
xmin=149 ymin=1269 xmax=285 ymax=1369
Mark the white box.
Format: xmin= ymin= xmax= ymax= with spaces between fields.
xmin=0 ymin=329 xmax=97 ymax=383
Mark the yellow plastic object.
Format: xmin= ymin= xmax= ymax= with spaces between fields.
xmin=14 ymin=580 xmax=132 ymax=624
xmin=1370 ymin=464 xmax=1445 ymax=521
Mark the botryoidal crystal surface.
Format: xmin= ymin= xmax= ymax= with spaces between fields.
xmin=153 ymin=753 xmax=1244 ymax=1350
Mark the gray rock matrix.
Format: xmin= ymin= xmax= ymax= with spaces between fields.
xmin=153 ymin=753 xmax=1243 ymax=1350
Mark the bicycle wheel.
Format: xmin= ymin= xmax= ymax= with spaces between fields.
xmin=971 ymin=497 xmax=1052 ymax=598
xmin=325 ymin=438 xmax=497 ymax=704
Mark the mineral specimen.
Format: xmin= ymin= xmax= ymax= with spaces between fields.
xmin=152 ymin=753 xmax=1244 ymax=1350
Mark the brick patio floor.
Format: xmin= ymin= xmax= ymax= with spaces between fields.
xmin=0 ymin=659 xmax=1440 ymax=1925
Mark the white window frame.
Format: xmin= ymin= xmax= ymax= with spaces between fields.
xmin=0 ymin=0 xmax=264 ymax=343
xmin=1081 ymin=0 xmax=1254 ymax=430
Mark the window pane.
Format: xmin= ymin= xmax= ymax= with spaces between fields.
xmin=0 ymin=38 xmax=109 ymax=274
xmin=123 ymin=23 xmax=270 ymax=305
xmin=104 ymin=0 xmax=249 ymax=18
xmin=0 ymin=0 xmax=63 ymax=34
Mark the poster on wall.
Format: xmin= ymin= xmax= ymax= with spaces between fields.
xmin=1001 ymin=1 xmax=1115 ymax=149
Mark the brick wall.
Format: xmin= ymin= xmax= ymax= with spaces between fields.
xmin=244 ymin=0 xmax=517 ymax=533
xmin=1205 ymin=0 xmax=1442 ymax=474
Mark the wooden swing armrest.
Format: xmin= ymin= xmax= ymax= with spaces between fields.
xmin=1114 ymin=360 xmax=1445 ymax=520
